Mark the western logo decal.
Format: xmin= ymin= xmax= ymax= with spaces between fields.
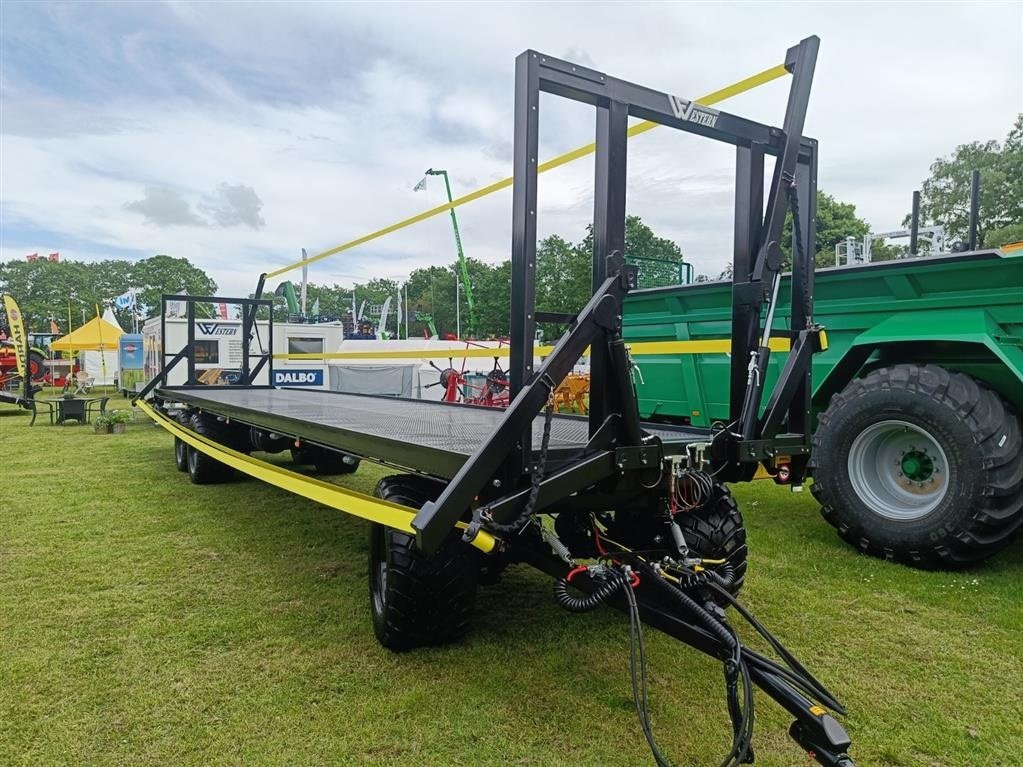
xmin=196 ymin=323 xmax=238 ymax=337
xmin=667 ymin=95 xmax=719 ymax=128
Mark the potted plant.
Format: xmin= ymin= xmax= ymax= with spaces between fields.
xmin=107 ymin=410 xmax=131 ymax=434
xmin=93 ymin=414 xmax=112 ymax=434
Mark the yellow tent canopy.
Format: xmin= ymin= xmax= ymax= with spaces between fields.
xmin=50 ymin=315 xmax=123 ymax=352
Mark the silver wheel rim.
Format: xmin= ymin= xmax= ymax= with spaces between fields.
xmin=847 ymin=419 xmax=948 ymax=521
xmin=371 ymin=530 xmax=388 ymax=616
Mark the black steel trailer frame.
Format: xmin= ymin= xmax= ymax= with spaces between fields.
xmin=145 ymin=36 xmax=855 ymax=766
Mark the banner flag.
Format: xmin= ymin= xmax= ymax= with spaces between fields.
xmin=2 ymin=295 xmax=28 ymax=378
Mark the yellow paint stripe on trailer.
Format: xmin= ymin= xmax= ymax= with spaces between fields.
xmin=138 ymin=400 xmax=498 ymax=554
xmin=264 ymin=63 xmax=789 ymax=280
xmin=274 ymin=337 xmax=792 ymax=362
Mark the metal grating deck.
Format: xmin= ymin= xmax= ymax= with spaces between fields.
xmin=159 ymin=386 xmax=707 ymax=477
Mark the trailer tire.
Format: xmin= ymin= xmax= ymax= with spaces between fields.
xmin=369 ymin=475 xmax=479 ymax=650
xmin=185 ymin=413 xmax=237 ymax=484
xmin=174 ymin=437 xmax=188 ymax=472
xmin=811 ymin=364 xmax=1023 ymax=568
xmin=675 ymin=484 xmax=747 ymax=597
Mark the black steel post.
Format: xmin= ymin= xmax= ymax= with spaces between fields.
xmin=729 ymin=143 xmax=765 ymax=427
xmin=160 ymin=296 xmax=167 ymax=386
xmin=968 ymin=169 xmax=980 ymax=250
xmin=241 ymin=307 xmax=251 ymax=383
xmin=753 ymin=36 xmax=819 ymax=285
xmin=185 ymin=299 xmax=196 ymax=385
xmin=510 ymin=51 xmax=540 ymax=400
xmin=590 ymin=98 xmax=629 ymax=437
xmin=509 ymin=50 xmax=541 ymax=470
xmin=267 ymin=305 xmax=274 ymax=385
xmin=909 ymin=191 xmax=920 ymax=256
xmin=786 ymin=140 xmax=817 ymax=462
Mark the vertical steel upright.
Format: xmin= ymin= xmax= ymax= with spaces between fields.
xmin=787 ymin=140 xmax=818 ymax=469
xmin=509 ymin=51 xmax=541 ymax=470
xmin=185 ymin=300 xmax=196 ymax=385
xmin=589 ymin=99 xmax=630 ymax=436
xmin=729 ymin=143 xmax=765 ymax=432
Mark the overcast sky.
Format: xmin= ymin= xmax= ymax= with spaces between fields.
xmin=2 ymin=2 xmax=1021 ymax=296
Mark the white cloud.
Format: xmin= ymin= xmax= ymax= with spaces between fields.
xmin=1 ymin=2 xmax=1020 ymax=299
xmin=198 ymin=183 xmax=265 ymax=229
xmin=124 ymin=186 xmax=206 ymax=227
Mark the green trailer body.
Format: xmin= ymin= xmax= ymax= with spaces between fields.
xmin=623 ymin=248 xmax=1023 ymax=423
xmin=623 ymin=248 xmax=1023 ymax=567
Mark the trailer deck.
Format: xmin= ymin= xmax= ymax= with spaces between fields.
xmin=160 ymin=386 xmax=708 ymax=478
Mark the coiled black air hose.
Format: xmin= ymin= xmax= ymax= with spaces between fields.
xmin=553 ymin=571 xmax=624 ymax=613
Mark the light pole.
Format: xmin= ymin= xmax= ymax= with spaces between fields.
xmin=414 ymin=168 xmax=478 ymax=337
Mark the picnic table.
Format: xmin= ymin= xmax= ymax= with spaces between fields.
xmin=35 ymin=395 xmax=109 ymax=426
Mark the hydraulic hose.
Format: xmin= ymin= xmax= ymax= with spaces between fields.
xmin=553 ymin=571 xmax=624 ymax=613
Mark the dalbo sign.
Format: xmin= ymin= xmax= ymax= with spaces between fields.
xmin=273 ymin=369 xmax=324 ymax=387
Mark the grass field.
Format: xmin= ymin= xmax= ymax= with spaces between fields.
xmin=2 ymin=398 xmax=1021 ymax=766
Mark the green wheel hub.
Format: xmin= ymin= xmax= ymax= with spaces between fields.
xmin=900 ymin=450 xmax=934 ymax=482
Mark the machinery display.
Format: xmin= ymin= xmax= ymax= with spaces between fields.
xmin=139 ymin=37 xmax=861 ymax=766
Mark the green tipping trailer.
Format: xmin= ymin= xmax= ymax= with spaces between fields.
xmin=623 ymin=247 xmax=1023 ymax=567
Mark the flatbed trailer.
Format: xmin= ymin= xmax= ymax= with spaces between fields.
xmin=142 ymin=37 xmax=859 ymax=767
xmin=163 ymin=386 xmax=706 ymax=477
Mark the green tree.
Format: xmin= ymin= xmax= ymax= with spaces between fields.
xmin=129 ymin=255 xmax=217 ymax=318
xmin=910 ymin=115 xmax=1022 ymax=246
xmin=574 ymin=215 xmax=687 ymax=288
xmin=0 ymin=258 xmax=105 ymax=331
xmin=781 ymin=190 xmax=873 ymax=269
xmin=405 ymin=265 xmax=458 ymax=337
xmin=986 ymin=222 xmax=1023 ymax=249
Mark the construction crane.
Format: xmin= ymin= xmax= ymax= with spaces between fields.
xmin=416 ymin=168 xmax=479 ymax=337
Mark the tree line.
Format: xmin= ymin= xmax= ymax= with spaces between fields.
xmin=3 ymin=115 xmax=1019 ymax=338
xmin=0 ymin=254 xmax=216 ymax=334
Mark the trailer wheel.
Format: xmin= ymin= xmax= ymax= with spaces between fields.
xmin=675 ymin=484 xmax=748 ymax=597
xmin=174 ymin=437 xmax=188 ymax=472
xmin=812 ymin=364 xmax=1023 ymax=568
xmin=369 ymin=475 xmax=479 ymax=650
xmin=185 ymin=413 xmax=237 ymax=484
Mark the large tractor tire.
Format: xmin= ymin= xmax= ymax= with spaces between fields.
xmin=28 ymin=350 xmax=46 ymax=381
xmin=675 ymin=483 xmax=748 ymax=597
xmin=291 ymin=445 xmax=360 ymax=475
xmin=811 ymin=364 xmax=1023 ymax=568
xmin=369 ymin=475 xmax=480 ymax=650
xmin=185 ymin=413 xmax=239 ymax=485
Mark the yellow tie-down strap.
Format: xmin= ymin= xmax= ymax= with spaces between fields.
xmin=264 ymin=63 xmax=790 ymax=280
xmin=275 ymin=337 xmax=793 ymax=362
xmin=137 ymin=400 xmax=497 ymax=554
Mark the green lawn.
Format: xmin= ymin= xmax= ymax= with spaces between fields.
xmin=2 ymin=400 xmax=1021 ymax=766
